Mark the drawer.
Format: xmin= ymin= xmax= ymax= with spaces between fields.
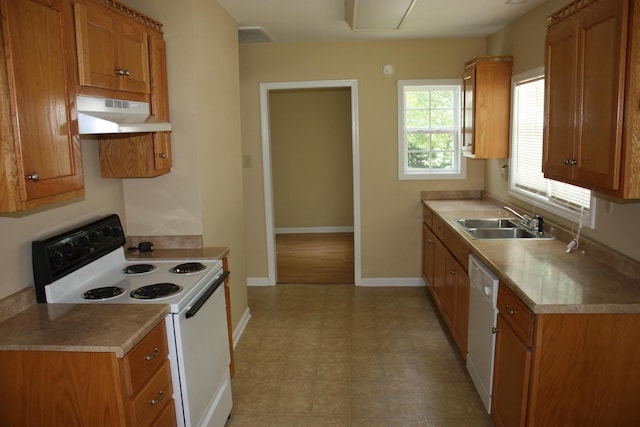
xmin=443 ymin=224 xmax=471 ymax=271
xmin=423 ymin=205 xmax=433 ymax=228
xmin=122 ymin=321 xmax=169 ymax=396
xmin=151 ymin=399 xmax=177 ymax=427
xmin=432 ymin=215 xmax=446 ymax=241
xmin=130 ymin=360 xmax=173 ymax=427
xmin=497 ymin=282 xmax=535 ymax=347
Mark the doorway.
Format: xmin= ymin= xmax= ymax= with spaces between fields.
xmin=259 ymin=80 xmax=361 ymax=285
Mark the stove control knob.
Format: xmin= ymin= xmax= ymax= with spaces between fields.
xmin=51 ymin=251 xmax=64 ymax=267
xmin=113 ymin=227 xmax=123 ymax=237
xmin=103 ymin=226 xmax=113 ymax=237
xmin=90 ymin=231 xmax=100 ymax=243
xmin=79 ymin=235 xmax=90 ymax=247
xmin=63 ymin=242 xmax=74 ymax=257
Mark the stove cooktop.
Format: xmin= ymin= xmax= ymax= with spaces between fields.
xmin=44 ymin=249 xmax=222 ymax=312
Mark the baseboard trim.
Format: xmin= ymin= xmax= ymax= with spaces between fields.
xmin=232 ymin=307 xmax=251 ymax=348
xmin=275 ymin=226 xmax=354 ymax=234
xmin=358 ymin=277 xmax=426 ymax=287
xmin=247 ymin=277 xmax=272 ymax=286
xmin=247 ymin=277 xmax=426 ymax=287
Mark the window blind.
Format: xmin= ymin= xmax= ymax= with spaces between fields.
xmin=512 ymin=76 xmax=591 ymax=213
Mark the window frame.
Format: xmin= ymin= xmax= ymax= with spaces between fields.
xmin=397 ymin=79 xmax=466 ymax=180
xmin=509 ymin=67 xmax=596 ymax=228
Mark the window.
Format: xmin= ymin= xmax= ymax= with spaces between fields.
xmin=510 ymin=67 xmax=595 ymax=227
xmin=398 ymin=80 xmax=465 ymax=180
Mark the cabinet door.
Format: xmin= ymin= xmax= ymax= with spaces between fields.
xmin=117 ymin=18 xmax=150 ymax=94
xmin=544 ymin=17 xmax=579 ymax=182
xmin=453 ymin=264 xmax=469 ymax=357
xmin=442 ymin=251 xmax=458 ymax=330
xmin=491 ymin=314 xmax=531 ymax=427
xmin=0 ymin=0 xmax=83 ymax=206
xmin=573 ymin=0 xmax=625 ymax=190
xmin=432 ymin=237 xmax=446 ymax=308
xmin=149 ymin=32 xmax=171 ymax=171
xmin=461 ymin=67 xmax=474 ymax=154
xmin=74 ymin=2 xmax=120 ymax=91
xmin=422 ymin=224 xmax=436 ymax=293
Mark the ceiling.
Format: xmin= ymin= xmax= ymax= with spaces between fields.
xmin=216 ymin=0 xmax=549 ymax=43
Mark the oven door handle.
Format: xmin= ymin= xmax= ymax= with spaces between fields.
xmin=185 ymin=271 xmax=230 ymax=319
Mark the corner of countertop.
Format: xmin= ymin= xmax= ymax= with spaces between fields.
xmin=0 ymin=287 xmax=37 ymax=324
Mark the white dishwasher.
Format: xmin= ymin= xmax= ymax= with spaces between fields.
xmin=466 ymin=254 xmax=500 ymax=414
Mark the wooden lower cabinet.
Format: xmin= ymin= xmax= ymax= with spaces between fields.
xmin=491 ymin=314 xmax=531 ymax=427
xmin=422 ymin=207 xmax=470 ymax=358
xmin=0 ymin=320 xmax=175 ymax=427
xmin=492 ymin=283 xmax=640 ymax=426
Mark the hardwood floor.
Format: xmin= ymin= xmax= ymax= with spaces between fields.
xmin=276 ymin=233 xmax=354 ymax=284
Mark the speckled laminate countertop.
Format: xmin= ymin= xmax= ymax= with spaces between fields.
xmin=0 ymin=304 xmax=169 ymax=357
xmin=424 ymin=199 xmax=640 ymax=314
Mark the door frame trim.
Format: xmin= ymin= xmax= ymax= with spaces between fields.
xmin=259 ymin=79 xmax=361 ymax=285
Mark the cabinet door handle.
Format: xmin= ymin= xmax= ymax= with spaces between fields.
xmin=145 ymin=347 xmax=161 ymax=361
xmin=449 ymin=268 xmax=456 ymax=275
xmin=435 ymin=225 xmax=442 ymax=230
xmin=27 ymin=173 xmax=39 ymax=182
xmin=150 ymin=390 xmax=165 ymax=405
xmin=159 ymin=152 xmax=167 ymax=159
xmin=564 ymin=158 xmax=578 ymax=166
xmin=115 ymin=68 xmax=125 ymax=75
xmin=491 ymin=327 xmax=499 ymax=334
xmin=426 ymin=239 xmax=434 ymax=245
xmin=504 ymin=304 xmax=516 ymax=315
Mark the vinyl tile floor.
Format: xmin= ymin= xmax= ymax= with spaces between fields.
xmin=227 ymin=285 xmax=495 ymax=427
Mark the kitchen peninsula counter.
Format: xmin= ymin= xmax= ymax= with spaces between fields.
xmin=423 ymin=198 xmax=640 ymax=314
xmin=0 ymin=303 xmax=168 ymax=357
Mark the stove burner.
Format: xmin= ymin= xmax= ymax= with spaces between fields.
xmin=83 ymin=286 xmax=125 ymax=300
xmin=123 ymin=264 xmax=157 ymax=275
xmin=170 ymin=262 xmax=206 ymax=274
xmin=130 ymin=283 xmax=183 ymax=299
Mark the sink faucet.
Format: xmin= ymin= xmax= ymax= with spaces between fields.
xmin=504 ymin=206 xmax=544 ymax=233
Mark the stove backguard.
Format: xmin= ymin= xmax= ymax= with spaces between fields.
xmin=32 ymin=214 xmax=126 ymax=303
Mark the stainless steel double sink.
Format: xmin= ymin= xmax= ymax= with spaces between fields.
xmin=453 ymin=218 xmax=556 ymax=240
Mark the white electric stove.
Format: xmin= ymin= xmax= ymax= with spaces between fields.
xmin=32 ymin=214 xmax=233 ymax=427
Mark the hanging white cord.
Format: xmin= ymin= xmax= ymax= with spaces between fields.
xmin=566 ymin=207 xmax=583 ymax=253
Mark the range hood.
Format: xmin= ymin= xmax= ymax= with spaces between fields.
xmin=76 ymin=95 xmax=172 ymax=134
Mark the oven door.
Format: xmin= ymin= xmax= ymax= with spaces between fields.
xmin=172 ymin=270 xmax=232 ymax=427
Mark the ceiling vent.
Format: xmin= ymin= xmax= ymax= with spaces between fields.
xmin=238 ymin=27 xmax=273 ymax=44
xmin=345 ymin=0 xmax=417 ymax=31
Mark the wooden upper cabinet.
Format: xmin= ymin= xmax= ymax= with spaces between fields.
xmin=99 ymin=31 xmax=171 ymax=178
xmin=461 ymin=56 xmax=513 ymax=159
xmin=75 ymin=0 xmax=150 ymax=96
xmin=544 ymin=0 xmax=640 ymax=199
xmin=0 ymin=0 xmax=83 ymax=212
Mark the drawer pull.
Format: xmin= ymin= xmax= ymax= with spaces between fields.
xmin=427 ymin=239 xmax=434 ymax=245
xmin=150 ymin=390 xmax=165 ymax=405
xmin=145 ymin=347 xmax=161 ymax=361
xmin=449 ymin=268 xmax=456 ymax=275
xmin=504 ymin=305 xmax=516 ymax=315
